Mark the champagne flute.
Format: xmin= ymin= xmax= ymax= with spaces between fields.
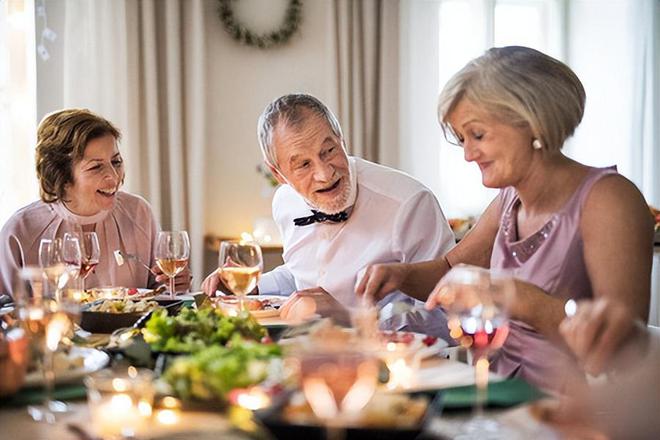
xmin=155 ymin=231 xmax=190 ymax=298
xmin=437 ymin=264 xmax=512 ymax=439
xmin=78 ymin=232 xmax=100 ymax=292
xmin=217 ymin=240 xmax=263 ymax=312
xmin=14 ymin=266 xmax=76 ymax=422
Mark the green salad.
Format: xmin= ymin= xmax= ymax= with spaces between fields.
xmin=142 ymin=306 xmax=266 ymax=353
xmin=163 ymin=338 xmax=282 ymax=401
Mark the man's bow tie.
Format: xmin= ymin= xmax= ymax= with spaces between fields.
xmin=293 ymin=210 xmax=349 ymax=226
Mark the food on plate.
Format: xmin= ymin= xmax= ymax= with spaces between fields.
xmin=213 ymin=296 xmax=283 ymax=312
xmin=650 ymin=205 xmax=660 ymax=231
xmin=87 ymin=298 xmax=159 ymax=314
xmin=163 ymin=338 xmax=282 ymax=401
xmin=283 ymin=391 xmax=429 ymax=428
xmin=142 ymin=306 xmax=266 ymax=353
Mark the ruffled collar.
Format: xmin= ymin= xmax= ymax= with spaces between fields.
xmin=51 ymin=201 xmax=111 ymax=226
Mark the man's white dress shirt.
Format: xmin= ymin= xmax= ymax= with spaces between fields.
xmin=258 ymin=157 xmax=455 ymax=338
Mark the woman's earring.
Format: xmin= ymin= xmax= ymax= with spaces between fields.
xmin=532 ymin=139 xmax=543 ymax=150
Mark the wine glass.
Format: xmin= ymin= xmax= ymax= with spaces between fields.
xmin=39 ymin=234 xmax=82 ymax=302
xmin=217 ymin=240 xmax=263 ymax=312
xmin=292 ymin=342 xmax=379 ymax=439
xmin=436 ymin=264 xmax=513 ymax=439
xmin=14 ymin=266 xmax=77 ymax=422
xmin=155 ymin=231 xmax=190 ymax=298
xmin=78 ymin=232 xmax=100 ymax=293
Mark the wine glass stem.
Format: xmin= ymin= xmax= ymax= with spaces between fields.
xmin=169 ymin=276 xmax=175 ymax=299
xmin=238 ymin=295 xmax=244 ymax=312
xmin=43 ymin=345 xmax=55 ymax=410
xmin=474 ymin=356 xmax=489 ymax=419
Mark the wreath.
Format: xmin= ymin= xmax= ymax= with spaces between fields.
xmin=217 ymin=0 xmax=303 ymax=49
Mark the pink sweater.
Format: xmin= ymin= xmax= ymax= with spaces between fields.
xmin=0 ymin=191 xmax=158 ymax=295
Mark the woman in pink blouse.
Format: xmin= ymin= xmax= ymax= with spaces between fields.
xmin=357 ymin=46 xmax=653 ymax=391
xmin=0 ymin=109 xmax=190 ymax=295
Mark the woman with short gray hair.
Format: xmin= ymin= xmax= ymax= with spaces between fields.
xmin=358 ymin=46 xmax=653 ymax=392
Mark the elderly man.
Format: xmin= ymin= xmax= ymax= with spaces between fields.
xmin=203 ymin=94 xmax=455 ymax=338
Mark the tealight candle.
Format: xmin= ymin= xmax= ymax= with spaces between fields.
xmin=230 ymin=387 xmax=272 ymax=410
xmin=85 ymin=368 xmax=154 ymax=439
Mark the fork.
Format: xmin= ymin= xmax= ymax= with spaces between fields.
xmin=113 ymin=250 xmax=158 ymax=276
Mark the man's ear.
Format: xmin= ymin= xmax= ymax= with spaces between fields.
xmin=267 ymin=163 xmax=287 ymax=185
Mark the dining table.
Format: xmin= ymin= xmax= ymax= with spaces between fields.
xmin=1 ymin=294 xmax=561 ymax=440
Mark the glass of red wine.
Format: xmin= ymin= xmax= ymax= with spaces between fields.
xmin=434 ymin=264 xmax=513 ymax=439
xmin=79 ymin=232 xmax=100 ymax=292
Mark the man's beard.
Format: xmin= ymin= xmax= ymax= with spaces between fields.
xmin=308 ymin=172 xmax=354 ymax=214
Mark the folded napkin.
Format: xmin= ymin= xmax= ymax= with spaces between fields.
xmin=1 ymin=383 xmax=87 ymax=407
xmin=438 ymin=378 xmax=545 ymax=409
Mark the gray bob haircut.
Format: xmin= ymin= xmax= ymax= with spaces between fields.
xmin=257 ymin=94 xmax=345 ymax=168
xmin=438 ymin=46 xmax=586 ymax=151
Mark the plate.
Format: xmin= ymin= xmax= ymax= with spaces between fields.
xmin=23 ymin=346 xmax=110 ymax=388
xmin=254 ymin=391 xmax=442 ymax=440
xmin=80 ymin=298 xmax=183 ymax=333
xmin=212 ymin=294 xmax=286 ymax=319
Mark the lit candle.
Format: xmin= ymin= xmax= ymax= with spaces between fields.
xmin=231 ymin=387 xmax=272 ymax=410
xmin=85 ymin=368 xmax=154 ymax=439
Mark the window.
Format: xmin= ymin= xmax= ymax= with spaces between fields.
xmin=0 ymin=0 xmax=38 ymax=226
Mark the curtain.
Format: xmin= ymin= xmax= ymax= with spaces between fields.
xmin=631 ymin=0 xmax=660 ymax=208
xmin=0 ymin=0 xmax=38 ymax=227
xmin=330 ymin=0 xmax=399 ymax=167
xmin=58 ymin=0 xmax=206 ymax=287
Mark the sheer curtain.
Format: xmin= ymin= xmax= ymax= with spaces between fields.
xmin=0 ymin=0 xmax=38 ymax=227
xmin=54 ymin=0 xmax=207 ymax=286
xmin=330 ymin=0 xmax=399 ymax=166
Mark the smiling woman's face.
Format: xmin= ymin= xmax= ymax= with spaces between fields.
xmin=64 ymin=134 xmax=124 ymax=216
xmin=272 ymin=111 xmax=351 ymax=214
xmin=446 ymin=99 xmax=535 ymax=189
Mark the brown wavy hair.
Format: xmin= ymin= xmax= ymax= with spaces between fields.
xmin=35 ymin=109 xmax=121 ymax=203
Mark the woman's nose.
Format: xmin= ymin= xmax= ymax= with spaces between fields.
xmin=463 ymin=142 xmax=480 ymax=162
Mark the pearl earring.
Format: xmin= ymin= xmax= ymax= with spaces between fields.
xmin=532 ymin=139 xmax=543 ymax=150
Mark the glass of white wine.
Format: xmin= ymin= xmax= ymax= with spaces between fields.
xmin=14 ymin=266 xmax=77 ymax=422
xmin=217 ymin=240 xmax=263 ymax=312
xmin=155 ymin=231 xmax=190 ymax=298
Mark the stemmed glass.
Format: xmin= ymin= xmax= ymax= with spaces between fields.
xmin=39 ymin=234 xmax=82 ymax=302
xmin=14 ymin=266 xmax=78 ymax=422
xmin=291 ymin=341 xmax=379 ymax=440
xmin=155 ymin=231 xmax=190 ymax=298
xmin=435 ymin=264 xmax=512 ymax=439
xmin=78 ymin=232 xmax=100 ymax=292
xmin=217 ymin=240 xmax=263 ymax=312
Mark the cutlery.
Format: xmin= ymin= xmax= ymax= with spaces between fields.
xmin=113 ymin=250 xmax=158 ymax=276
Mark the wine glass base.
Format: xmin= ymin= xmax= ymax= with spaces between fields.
xmin=27 ymin=400 xmax=70 ymax=423
xmin=455 ymin=416 xmax=508 ymax=440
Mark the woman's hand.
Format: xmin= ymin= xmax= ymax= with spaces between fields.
xmin=355 ymin=263 xmax=411 ymax=302
xmin=559 ymin=298 xmax=648 ymax=376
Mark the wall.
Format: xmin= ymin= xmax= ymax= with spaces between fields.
xmin=201 ymin=0 xmax=336 ymax=239
xmin=34 ymin=0 xmax=336 ymax=240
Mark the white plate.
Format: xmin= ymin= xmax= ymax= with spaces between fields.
xmin=213 ymin=294 xmax=286 ymax=318
xmin=23 ymin=346 xmax=110 ymax=388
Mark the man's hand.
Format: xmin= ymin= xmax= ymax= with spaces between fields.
xmin=280 ymin=287 xmax=349 ymax=324
xmin=201 ymin=271 xmax=255 ymax=297
xmin=152 ymin=264 xmax=192 ymax=294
